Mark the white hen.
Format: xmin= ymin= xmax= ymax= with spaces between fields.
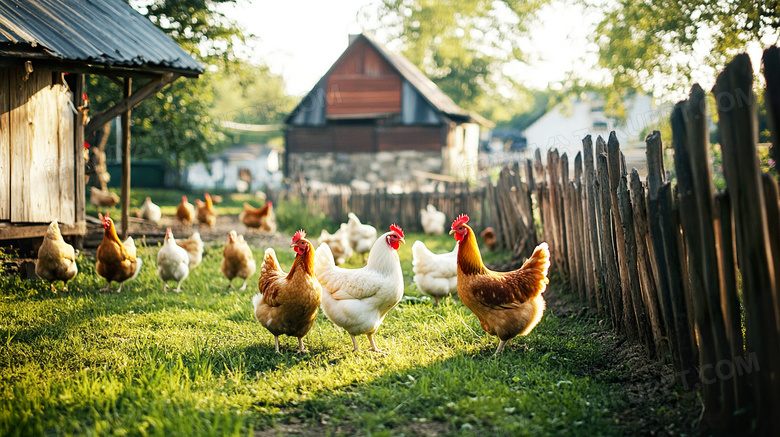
xmin=346 ymin=212 xmax=377 ymax=259
xmin=317 ymin=223 xmax=353 ymax=265
xmin=412 ymin=240 xmax=458 ymax=305
xmin=420 ymin=204 xmax=447 ymax=235
xmin=157 ymin=228 xmax=189 ymax=292
xmin=315 ymin=225 xmax=405 ymax=353
xmin=139 ymin=197 xmax=162 ymax=225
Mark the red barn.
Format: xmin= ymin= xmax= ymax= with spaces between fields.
xmin=285 ymin=33 xmax=492 ymax=184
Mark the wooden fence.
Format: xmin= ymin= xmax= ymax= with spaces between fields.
xmin=285 ymin=47 xmax=780 ymax=435
xmin=523 ymin=50 xmax=780 ymax=435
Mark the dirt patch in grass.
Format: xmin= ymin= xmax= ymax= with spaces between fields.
xmin=544 ymin=290 xmax=701 ymax=436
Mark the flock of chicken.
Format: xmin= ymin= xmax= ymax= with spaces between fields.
xmin=34 ymin=199 xmax=550 ymax=355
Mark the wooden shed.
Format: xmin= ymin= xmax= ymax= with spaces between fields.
xmin=0 ymin=0 xmax=203 ymax=243
xmin=285 ymin=33 xmax=492 ymax=184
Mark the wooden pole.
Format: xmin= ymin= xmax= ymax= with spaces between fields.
xmin=713 ymin=54 xmax=780 ymax=435
xmin=607 ymin=132 xmax=640 ymax=340
xmin=582 ymin=136 xmax=602 ymax=313
xmin=120 ymin=77 xmax=131 ymax=240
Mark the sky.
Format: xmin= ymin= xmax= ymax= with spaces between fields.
xmin=222 ymin=0 xmax=597 ymax=97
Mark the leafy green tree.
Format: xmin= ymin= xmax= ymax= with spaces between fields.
xmin=85 ymin=0 xmax=246 ymax=186
xmin=594 ymin=0 xmax=780 ymax=95
xmin=210 ymin=61 xmax=293 ymax=148
xmin=371 ymin=0 xmax=548 ymax=117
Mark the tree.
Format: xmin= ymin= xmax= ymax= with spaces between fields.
xmin=369 ymin=0 xmax=548 ymax=118
xmin=593 ymin=0 xmax=780 ymax=96
xmin=85 ymin=0 xmax=246 ymax=186
xmin=210 ymin=61 xmax=292 ymax=148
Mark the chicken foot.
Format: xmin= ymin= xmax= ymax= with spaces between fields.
xmin=273 ymin=336 xmax=281 ymax=354
xmin=297 ymin=338 xmax=308 ymax=354
xmin=494 ymin=339 xmax=510 ymax=355
xmin=239 ymin=278 xmax=249 ymax=291
xmin=367 ymin=333 xmax=387 ymax=354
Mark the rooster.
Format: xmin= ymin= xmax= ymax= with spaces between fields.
xmin=157 ymin=228 xmax=189 ymax=292
xmin=317 ymin=224 xmax=353 ymax=265
xmin=253 ymin=230 xmax=322 ymax=354
xmin=176 ymin=195 xmax=195 ymax=229
xmin=239 ymin=200 xmax=277 ymax=234
xmin=138 ymin=197 xmax=162 ymax=225
xmin=412 ymin=240 xmax=458 ymax=305
xmin=176 ymin=232 xmax=204 ymax=270
xmin=420 ymin=204 xmax=447 ymax=235
xmin=315 ymin=224 xmax=405 ymax=353
xmin=96 ymin=213 xmax=142 ymax=293
xmin=221 ymin=230 xmax=256 ymax=290
xmin=196 ymin=193 xmax=217 ymax=228
xmin=450 ymin=214 xmax=550 ymax=354
xmin=36 ymin=220 xmax=78 ymax=292
xmin=346 ymin=212 xmax=377 ymax=261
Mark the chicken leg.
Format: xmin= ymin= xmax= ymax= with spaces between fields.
xmin=367 ymin=333 xmax=387 ymax=354
xmin=239 ymin=278 xmax=248 ymax=291
xmin=297 ymin=338 xmax=308 ymax=354
xmin=494 ymin=339 xmax=510 ymax=355
xmin=350 ymin=335 xmax=360 ymax=352
xmin=273 ymin=336 xmax=281 ymax=354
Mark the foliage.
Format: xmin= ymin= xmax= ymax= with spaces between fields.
xmin=84 ymin=0 xmax=257 ymax=183
xmin=0 ymin=229 xmax=695 ymax=435
xmin=370 ymin=0 xmax=549 ymax=118
xmin=210 ymin=61 xmax=293 ymax=148
xmin=592 ymin=0 xmax=780 ymax=96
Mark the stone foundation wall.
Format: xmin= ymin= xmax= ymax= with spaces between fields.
xmin=288 ymin=151 xmax=444 ymax=184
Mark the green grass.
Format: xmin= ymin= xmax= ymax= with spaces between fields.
xmin=0 ymin=232 xmax=676 ymax=436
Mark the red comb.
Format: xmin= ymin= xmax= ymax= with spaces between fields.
xmin=451 ymin=214 xmax=469 ymax=229
xmin=389 ymin=224 xmax=404 ymax=238
xmin=292 ymin=229 xmax=306 ymax=243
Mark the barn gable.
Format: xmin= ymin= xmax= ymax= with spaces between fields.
xmin=287 ymin=33 xmax=476 ymax=128
xmin=284 ymin=33 xmax=491 ymax=184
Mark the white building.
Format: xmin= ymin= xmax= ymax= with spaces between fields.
xmin=185 ymin=144 xmax=283 ymax=192
xmin=521 ymin=94 xmax=657 ymax=156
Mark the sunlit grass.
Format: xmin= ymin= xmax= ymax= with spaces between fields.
xmin=0 ymin=230 xmax=671 ymax=436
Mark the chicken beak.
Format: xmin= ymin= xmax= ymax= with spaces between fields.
xmin=290 ymin=243 xmax=296 ymax=248
xmin=448 ymin=230 xmax=455 ymax=235
xmin=400 ymin=237 xmax=406 ymax=245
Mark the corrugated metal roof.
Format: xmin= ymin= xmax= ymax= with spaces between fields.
xmin=0 ymin=0 xmax=203 ymax=76
xmin=287 ymin=33 xmax=490 ymax=126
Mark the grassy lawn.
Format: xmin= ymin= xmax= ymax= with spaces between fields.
xmin=0 ymin=227 xmax=691 ymax=436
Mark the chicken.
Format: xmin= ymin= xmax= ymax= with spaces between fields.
xmin=315 ymin=224 xmax=405 ymax=353
xmin=138 ymin=197 xmax=162 ymax=225
xmin=221 ymin=230 xmax=256 ymax=290
xmin=90 ymin=186 xmax=119 ymax=211
xmin=176 ymin=232 xmax=204 ymax=270
xmin=36 ymin=220 xmax=78 ymax=292
xmin=420 ymin=204 xmax=447 ymax=235
xmin=157 ymin=228 xmax=189 ymax=292
xmin=176 ymin=195 xmax=195 ymax=229
xmin=346 ymin=212 xmax=377 ymax=260
xmin=412 ymin=240 xmax=458 ymax=305
xmin=317 ymin=224 xmax=353 ymax=265
xmin=239 ymin=201 xmax=277 ymax=234
xmin=253 ymin=230 xmax=322 ymax=354
xmin=450 ymin=214 xmax=550 ymax=354
xmin=96 ymin=213 xmax=142 ymax=293
xmin=195 ymin=193 xmax=217 ymax=228
xmin=480 ymin=227 xmax=499 ymax=251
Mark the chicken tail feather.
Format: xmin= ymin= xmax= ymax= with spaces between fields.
xmin=131 ymin=258 xmax=143 ymax=280
xmin=520 ymin=242 xmax=551 ymax=292
xmin=314 ymin=243 xmax=335 ymax=276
